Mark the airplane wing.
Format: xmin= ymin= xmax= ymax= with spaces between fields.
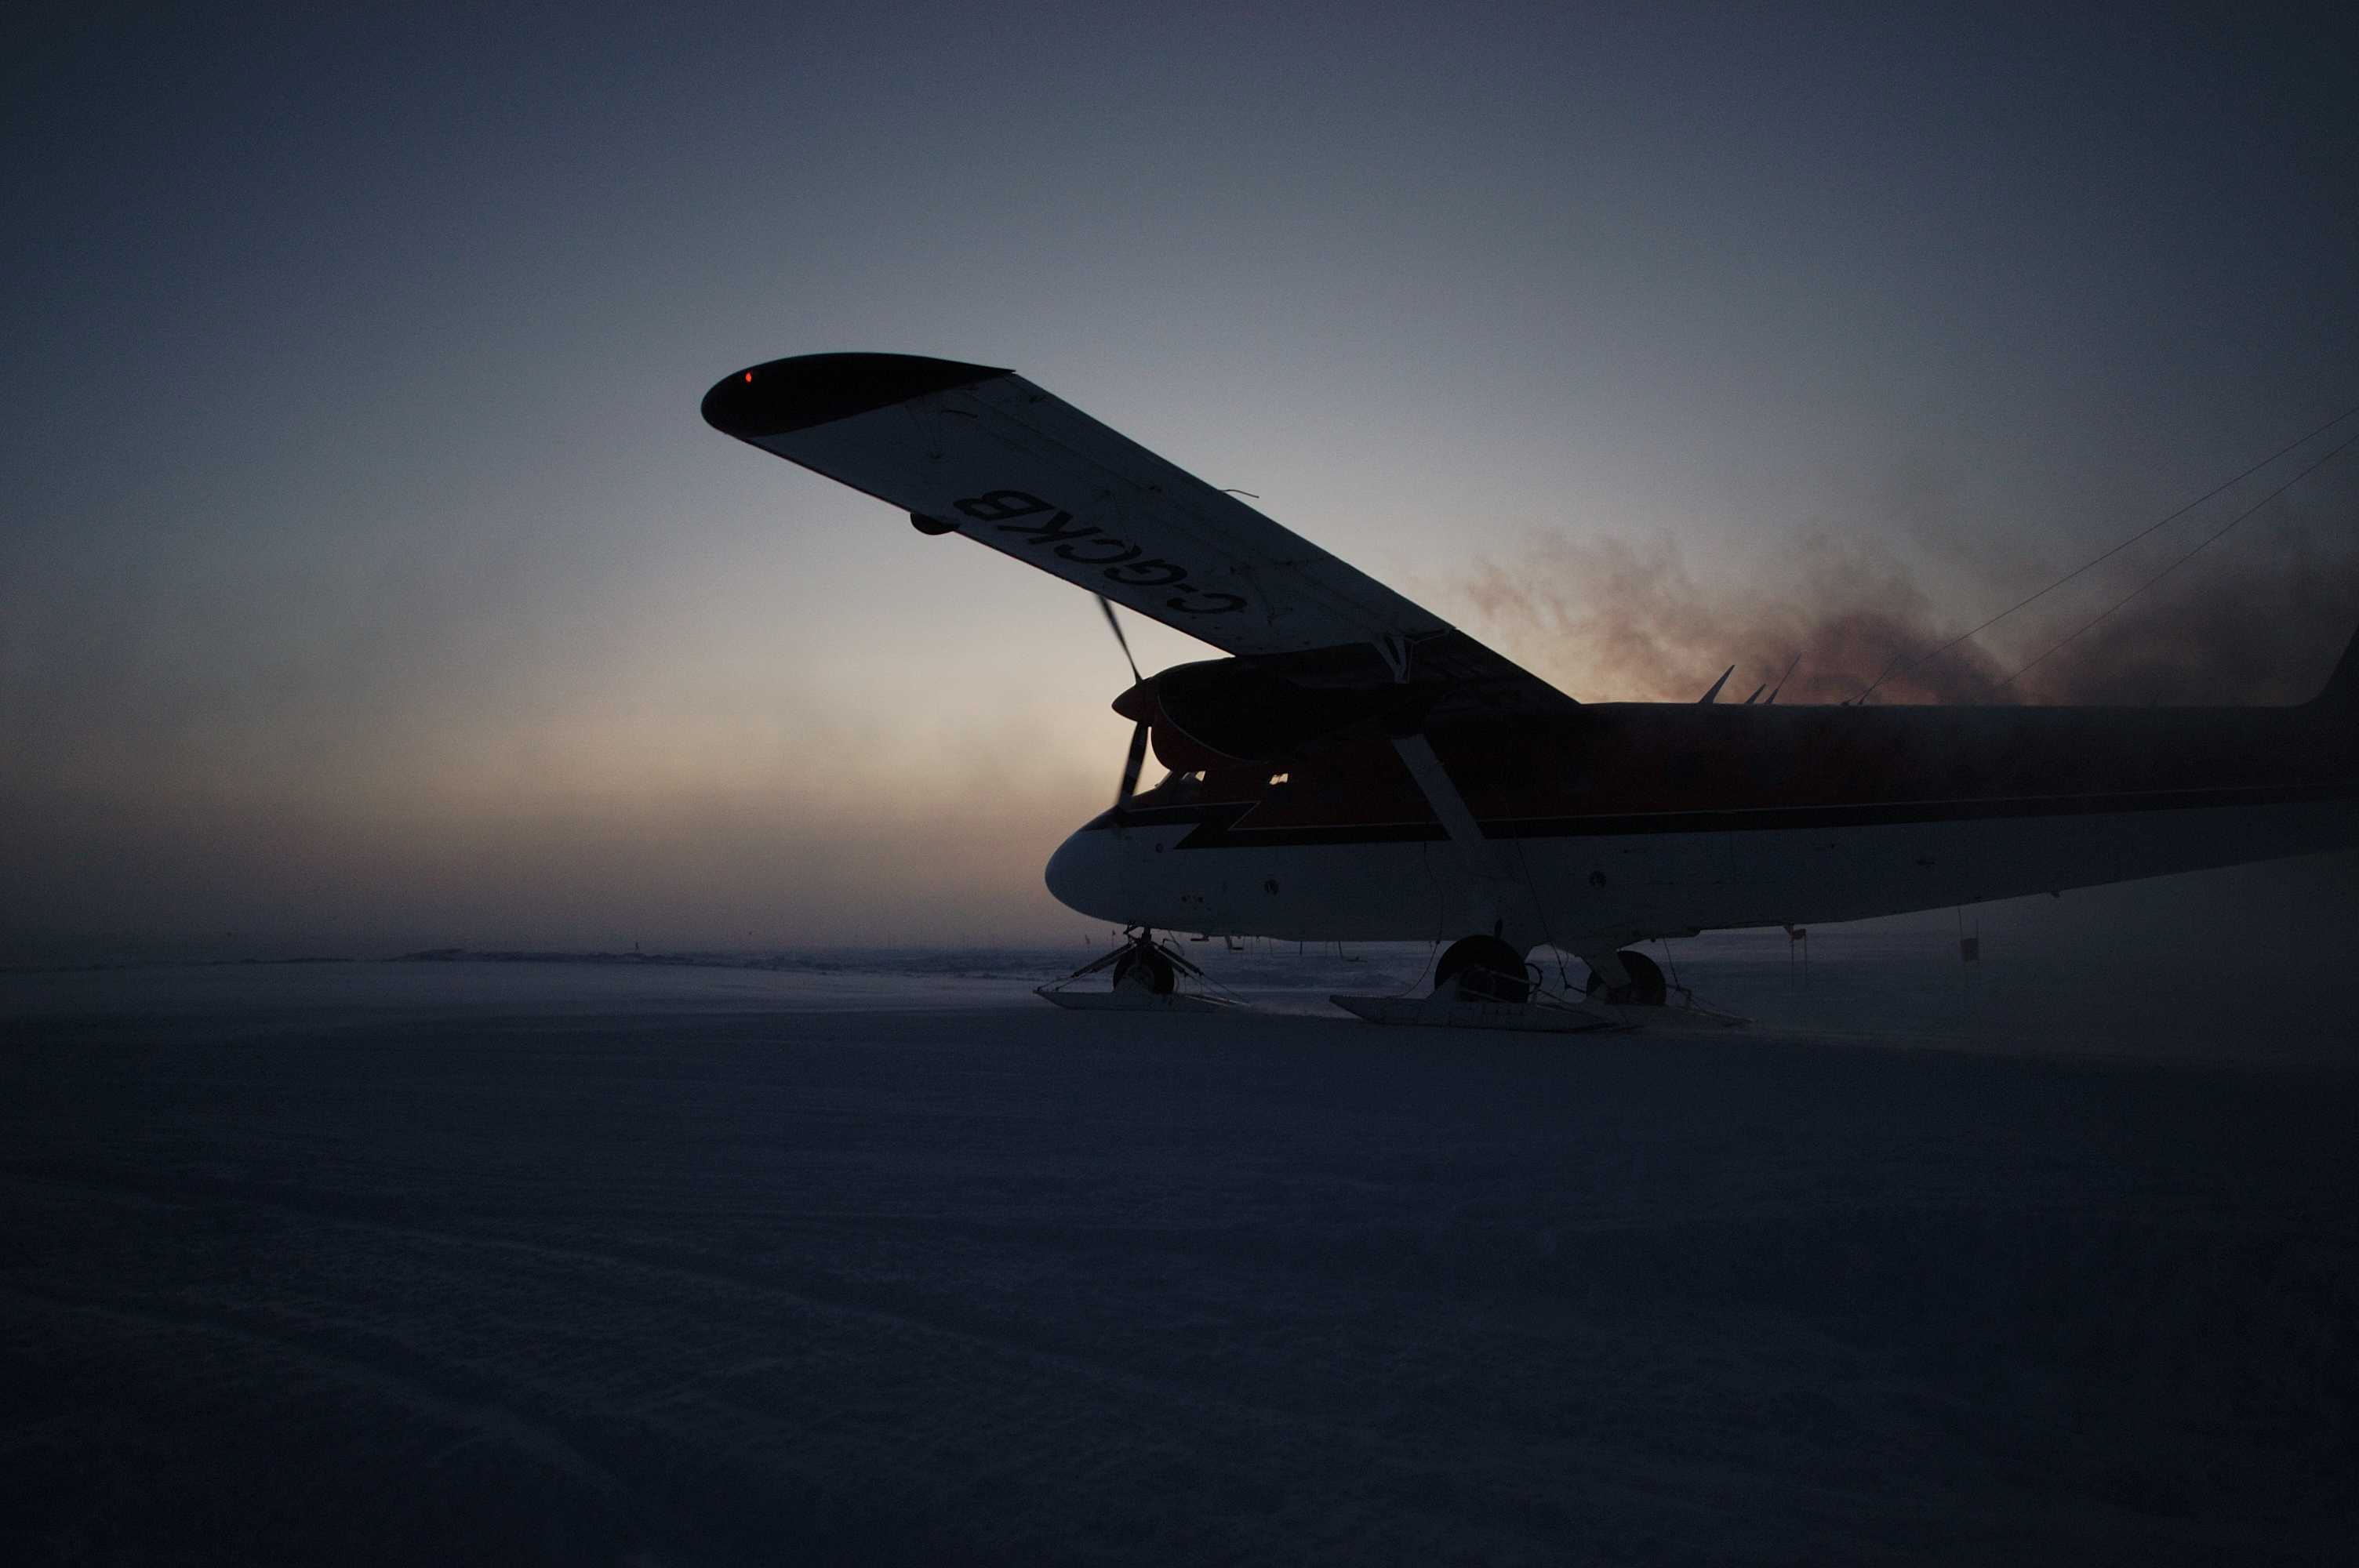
xmin=701 ymin=353 xmax=1572 ymax=714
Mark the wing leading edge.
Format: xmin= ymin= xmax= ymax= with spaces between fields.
xmin=702 ymin=352 xmax=1572 ymax=715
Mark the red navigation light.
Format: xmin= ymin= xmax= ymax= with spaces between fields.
xmin=743 ymin=371 xmax=753 ymax=383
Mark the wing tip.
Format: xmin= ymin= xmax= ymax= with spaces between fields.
xmin=702 ymin=352 xmax=1014 ymax=439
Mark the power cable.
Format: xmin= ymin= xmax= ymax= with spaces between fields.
xmin=1856 ymin=401 xmax=2359 ymax=702
xmin=1999 ymin=426 xmax=2359 ymax=688
xmin=1511 ymin=834 xmax=1575 ymax=990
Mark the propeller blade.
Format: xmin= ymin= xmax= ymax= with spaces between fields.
xmin=1114 ymin=717 xmax=1150 ymax=815
xmin=1098 ymin=594 xmax=1141 ymax=684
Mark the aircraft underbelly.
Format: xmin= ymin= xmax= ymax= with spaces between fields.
xmin=1054 ymin=797 xmax=2354 ymax=942
xmin=1708 ymin=797 xmax=2352 ymax=927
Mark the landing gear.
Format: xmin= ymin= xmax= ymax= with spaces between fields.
xmin=1433 ymin=935 xmax=1533 ymax=1004
xmin=1333 ymin=933 xmax=1615 ymax=1031
xmin=1111 ymin=941 xmax=1176 ymax=996
xmin=1583 ymin=949 xmax=1668 ymax=1007
xmin=1036 ymin=928 xmax=1234 ymax=1013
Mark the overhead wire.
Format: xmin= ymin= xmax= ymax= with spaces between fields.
xmin=1855 ymin=400 xmax=2359 ymax=702
xmin=1999 ymin=424 xmax=2359 ymax=688
xmin=1387 ymin=840 xmax=1446 ymax=999
xmin=1510 ymin=834 xmax=1576 ymax=990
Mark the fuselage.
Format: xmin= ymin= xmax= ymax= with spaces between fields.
xmin=691 ymin=350 xmax=2357 ymax=953
xmin=1045 ymin=695 xmax=2358 ymax=949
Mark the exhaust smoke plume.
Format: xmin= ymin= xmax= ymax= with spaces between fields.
xmin=1460 ymin=506 xmax=2358 ymax=708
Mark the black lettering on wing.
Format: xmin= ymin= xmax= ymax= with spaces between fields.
xmin=1056 ymin=539 xmax=1142 ymax=565
xmin=954 ymin=490 xmax=1050 ymax=522
xmin=1168 ymin=590 xmax=1247 ymax=615
xmin=1104 ymin=559 xmax=1187 ymax=587
xmin=997 ymin=510 xmax=1098 ymax=546
xmin=952 ymin=488 xmax=1244 ymax=615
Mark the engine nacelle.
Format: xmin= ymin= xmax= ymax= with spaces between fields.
xmin=1112 ymin=656 xmax=1428 ymax=770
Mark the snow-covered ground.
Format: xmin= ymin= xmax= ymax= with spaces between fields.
xmin=4 ymin=942 xmax=2355 ymax=1563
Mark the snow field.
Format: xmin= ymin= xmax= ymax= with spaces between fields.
xmin=3 ymin=957 xmax=2355 ymax=1564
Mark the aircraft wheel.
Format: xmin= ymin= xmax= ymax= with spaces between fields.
xmin=1584 ymin=949 xmax=1668 ymax=1006
xmin=1112 ymin=944 xmax=1176 ymax=996
xmin=1434 ymin=935 xmax=1532 ymax=1004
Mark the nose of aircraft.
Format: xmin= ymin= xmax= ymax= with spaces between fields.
xmin=1044 ymin=822 xmax=1132 ymax=924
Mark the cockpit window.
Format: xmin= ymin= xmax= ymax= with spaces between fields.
xmin=1141 ymin=768 xmax=1205 ymax=804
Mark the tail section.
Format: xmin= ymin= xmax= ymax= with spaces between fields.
xmin=2310 ymin=624 xmax=2359 ymax=713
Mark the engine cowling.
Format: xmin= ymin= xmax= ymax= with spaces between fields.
xmin=1112 ymin=656 xmax=1430 ymax=770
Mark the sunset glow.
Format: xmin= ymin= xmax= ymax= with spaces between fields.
xmin=6 ymin=5 xmax=2354 ymax=960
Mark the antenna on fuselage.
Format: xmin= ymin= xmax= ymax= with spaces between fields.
xmin=1697 ymin=664 xmax=1735 ymax=704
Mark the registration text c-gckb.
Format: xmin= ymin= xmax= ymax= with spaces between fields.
xmin=952 ymin=491 xmax=1247 ymax=615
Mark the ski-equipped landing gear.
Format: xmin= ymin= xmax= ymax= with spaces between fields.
xmin=1574 ymin=945 xmax=1747 ymax=1025
xmin=1332 ymin=938 xmax=1746 ymax=1033
xmin=1036 ymin=927 xmax=1238 ymax=1014
xmin=1331 ymin=934 xmax=1620 ymax=1033
xmin=1111 ymin=940 xmax=1176 ymax=996
xmin=1432 ymin=934 xmax=1534 ymax=1004
xmin=1583 ymin=948 xmax=1668 ymax=1007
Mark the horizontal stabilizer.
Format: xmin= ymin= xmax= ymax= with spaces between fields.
xmin=2312 ymin=623 xmax=2359 ymax=712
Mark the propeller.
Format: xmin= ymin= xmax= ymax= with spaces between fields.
xmin=1099 ymin=593 xmax=1140 ymax=684
xmin=1100 ymin=595 xmax=1150 ymax=822
xmin=1115 ymin=717 xmax=1151 ymax=816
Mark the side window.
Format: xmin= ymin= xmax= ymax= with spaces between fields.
xmin=1150 ymin=768 xmax=1205 ymax=804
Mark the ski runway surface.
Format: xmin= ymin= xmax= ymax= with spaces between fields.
xmin=5 ymin=948 xmax=2355 ymax=1564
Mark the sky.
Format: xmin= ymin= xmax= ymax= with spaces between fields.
xmin=5 ymin=2 xmax=2357 ymax=957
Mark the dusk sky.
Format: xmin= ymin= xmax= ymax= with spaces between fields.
xmin=6 ymin=4 xmax=2356 ymax=956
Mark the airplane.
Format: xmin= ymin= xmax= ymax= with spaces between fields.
xmin=702 ymin=353 xmax=2357 ymax=1024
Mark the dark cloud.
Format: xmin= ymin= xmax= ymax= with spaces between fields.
xmin=1461 ymin=498 xmax=2358 ymax=708
xmin=7 ymin=9 xmax=2354 ymax=955
xmin=1464 ymin=532 xmax=2019 ymax=705
xmin=2016 ymin=503 xmax=2359 ymax=705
